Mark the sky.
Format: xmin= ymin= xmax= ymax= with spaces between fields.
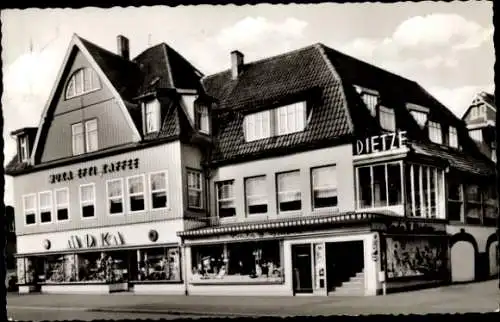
xmin=1 ymin=2 xmax=495 ymax=206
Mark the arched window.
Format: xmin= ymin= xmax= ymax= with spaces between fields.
xmin=65 ymin=68 xmax=101 ymax=99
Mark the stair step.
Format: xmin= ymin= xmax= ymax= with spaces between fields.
xmin=329 ymin=288 xmax=365 ymax=296
xmin=345 ymin=277 xmax=364 ymax=285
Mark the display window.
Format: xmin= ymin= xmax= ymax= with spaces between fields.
xmin=190 ymin=241 xmax=283 ymax=283
xmin=45 ymin=254 xmax=77 ymax=283
xmin=138 ymin=247 xmax=181 ymax=281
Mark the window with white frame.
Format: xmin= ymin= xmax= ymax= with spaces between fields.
xmin=360 ymin=93 xmax=378 ymax=117
xmin=449 ymin=126 xmax=458 ymax=148
xmin=245 ymin=176 xmax=268 ymax=215
xmin=55 ymin=188 xmax=69 ymax=221
xmin=428 ymin=121 xmax=443 ymax=144
xmin=150 ymin=171 xmax=168 ymax=209
xmin=478 ymin=105 xmax=486 ymax=118
xmin=470 ymin=106 xmax=478 ymax=119
xmin=107 ymin=179 xmax=124 ymax=215
xmin=311 ymin=165 xmax=338 ymax=209
xmin=276 ymin=102 xmax=306 ymax=136
xmin=405 ymin=164 xmax=444 ymax=218
xmin=447 ymin=181 xmax=463 ymax=222
xmin=72 ymin=123 xmax=84 ymax=155
xmin=23 ymin=194 xmax=37 ymax=225
xmin=195 ymin=105 xmax=210 ymax=134
xmin=244 ymin=110 xmax=271 ymax=142
xmin=187 ymin=169 xmax=203 ymax=209
xmin=410 ymin=110 xmax=428 ymax=128
xmin=482 ymin=184 xmax=498 ymax=226
xmin=85 ymin=119 xmax=98 ymax=152
xmin=80 ymin=184 xmax=96 ymax=218
xmin=469 ymin=129 xmax=483 ymax=142
xmin=19 ymin=136 xmax=29 ymax=162
xmin=127 ymin=175 xmax=146 ymax=212
xmin=145 ymin=100 xmax=161 ymax=134
xmin=65 ymin=68 xmax=101 ymax=99
xmin=72 ymin=119 xmax=98 ymax=155
xmin=39 ymin=191 xmax=53 ymax=223
xmin=217 ymin=180 xmax=236 ymax=218
xmin=465 ymin=184 xmax=482 ymax=225
xmin=277 ymin=170 xmax=301 ymax=213
xmin=357 ymin=162 xmax=403 ymax=209
xmin=379 ymin=106 xmax=395 ymax=132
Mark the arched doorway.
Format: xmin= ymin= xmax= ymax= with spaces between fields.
xmin=488 ymin=241 xmax=499 ymax=277
xmin=451 ymin=241 xmax=475 ymax=282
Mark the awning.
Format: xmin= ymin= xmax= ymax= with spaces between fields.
xmin=178 ymin=211 xmax=401 ymax=238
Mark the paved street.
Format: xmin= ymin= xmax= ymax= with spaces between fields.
xmin=6 ymin=280 xmax=500 ymax=321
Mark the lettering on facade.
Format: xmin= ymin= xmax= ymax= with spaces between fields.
xmin=355 ymin=131 xmax=407 ymax=156
xmin=67 ymin=232 xmax=125 ymax=249
xmin=49 ymin=158 xmax=140 ymax=184
xmin=373 ymin=220 xmax=445 ymax=234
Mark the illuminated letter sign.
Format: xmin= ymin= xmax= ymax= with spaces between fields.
xmin=67 ymin=232 xmax=124 ymax=249
xmin=355 ymin=131 xmax=407 ymax=156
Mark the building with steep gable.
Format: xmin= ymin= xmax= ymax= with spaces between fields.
xmin=6 ymin=35 xmax=498 ymax=296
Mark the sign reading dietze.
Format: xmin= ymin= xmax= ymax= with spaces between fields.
xmin=68 ymin=232 xmax=125 ymax=249
xmin=355 ymin=131 xmax=407 ymax=156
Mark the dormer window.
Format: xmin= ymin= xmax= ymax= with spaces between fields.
xmin=379 ymin=106 xmax=395 ymax=132
xmin=195 ymin=105 xmax=210 ymax=134
xmin=449 ymin=126 xmax=458 ymax=148
xmin=406 ymin=103 xmax=429 ymax=128
xmin=65 ymin=68 xmax=100 ymax=99
xmin=19 ymin=136 xmax=29 ymax=162
xmin=354 ymin=85 xmax=379 ymax=117
xmin=243 ymin=101 xmax=307 ymax=142
xmin=144 ymin=100 xmax=161 ymax=134
xmin=276 ymin=102 xmax=306 ymax=135
xmin=428 ymin=121 xmax=443 ymax=144
xmin=72 ymin=119 xmax=98 ymax=155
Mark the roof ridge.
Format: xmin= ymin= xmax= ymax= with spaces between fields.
xmin=162 ymin=43 xmax=205 ymax=78
xmin=77 ymin=35 xmax=136 ymax=65
xmin=203 ymin=43 xmax=321 ymax=81
xmin=161 ymin=43 xmax=176 ymax=88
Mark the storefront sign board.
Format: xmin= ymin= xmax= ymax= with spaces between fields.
xmin=355 ymin=131 xmax=407 ymax=156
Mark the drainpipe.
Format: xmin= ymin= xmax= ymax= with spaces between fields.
xmin=181 ymin=237 xmax=188 ymax=296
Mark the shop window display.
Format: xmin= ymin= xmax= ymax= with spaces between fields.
xmin=138 ymin=247 xmax=181 ymax=281
xmin=191 ymin=241 xmax=283 ymax=283
xmin=78 ymin=252 xmax=128 ymax=283
xmin=357 ymin=162 xmax=402 ymax=209
xmin=45 ymin=254 xmax=77 ymax=283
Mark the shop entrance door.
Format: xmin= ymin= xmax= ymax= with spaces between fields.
xmin=292 ymin=244 xmax=313 ymax=294
xmin=326 ymin=241 xmax=364 ymax=292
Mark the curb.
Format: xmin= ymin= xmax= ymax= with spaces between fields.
xmin=89 ymin=308 xmax=284 ymax=317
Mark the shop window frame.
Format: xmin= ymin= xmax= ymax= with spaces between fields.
xmin=405 ymin=163 xmax=445 ymax=219
xmin=355 ymin=160 xmax=404 ymax=215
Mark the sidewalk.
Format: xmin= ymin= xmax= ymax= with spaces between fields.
xmin=7 ymin=279 xmax=500 ymax=316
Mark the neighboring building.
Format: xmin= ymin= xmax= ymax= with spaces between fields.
xmin=462 ymin=91 xmax=496 ymax=162
xmin=4 ymin=205 xmax=17 ymax=290
xmin=6 ymin=35 xmax=498 ymax=296
xmin=6 ymin=34 xmax=209 ymax=294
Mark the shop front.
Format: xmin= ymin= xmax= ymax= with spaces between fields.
xmin=180 ymin=212 xmax=384 ymax=297
xmin=16 ymin=220 xmax=185 ymax=294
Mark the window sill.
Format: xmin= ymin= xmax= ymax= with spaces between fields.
xmin=312 ymin=207 xmax=340 ymax=215
xmin=277 ymin=210 xmax=302 ymax=218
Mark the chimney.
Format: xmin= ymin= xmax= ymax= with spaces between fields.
xmin=231 ymin=50 xmax=244 ymax=80
xmin=117 ymin=35 xmax=130 ymax=60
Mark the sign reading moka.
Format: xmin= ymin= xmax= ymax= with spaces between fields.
xmin=355 ymin=131 xmax=407 ymax=156
xmin=67 ymin=232 xmax=125 ymax=249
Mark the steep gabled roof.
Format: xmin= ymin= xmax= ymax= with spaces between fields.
xmin=202 ymin=43 xmax=483 ymax=165
xmin=202 ymin=44 xmax=371 ymax=164
xmin=462 ymin=91 xmax=496 ymax=124
xmin=133 ymin=43 xmax=204 ymax=94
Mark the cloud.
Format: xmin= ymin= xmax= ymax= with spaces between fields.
xmin=338 ymin=13 xmax=492 ymax=74
xmin=427 ymin=84 xmax=495 ymax=117
xmin=187 ymin=17 xmax=309 ymax=74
